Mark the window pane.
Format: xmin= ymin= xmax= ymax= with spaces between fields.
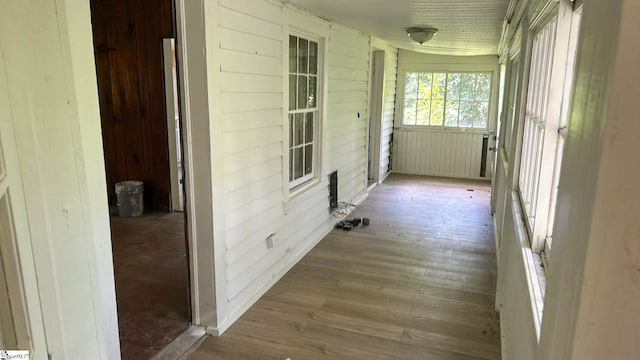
xmin=304 ymin=144 xmax=313 ymax=175
xmin=294 ymin=147 xmax=303 ymax=179
xmin=461 ymin=73 xmax=475 ymax=100
xmin=309 ymin=41 xmax=318 ymax=74
xmin=298 ymin=38 xmax=309 ymax=74
xmin=430 ymin=99 xmax=444 ymax=126
xmin=405 ymin=72 xmax=418 ymax=98
xmin=294 ymin=113 xmax=304 ymax=145
xmin=416 ymin=99 xmax=430 ymax=125
xmin=289 ymin=149 xmax=294 ymax=181
xmin=297 ymin=75 xmax=308 ymax=109
xmin=289 ymin=75 xmax=296 ymax=110
xmin=432 ymin=73 xmax=446 ymax=99
xmin=473 ymin=101 xmax=489 ymax=128
xmin=418 ymin=72 xmax=432 ymax=99
xmin=289 ymin=114 xmax=293 ymax=145
xmin=447 ymin=73 xmax=461 ymax=100
xmin=403 ymin=98 xmax=417 ymax=125
xmin=459 ymin=100 xmax=474 ymax=127
xmin=289 ymin=36 xmax=297 ymax=73
xmin=476 ymin=73 xmax=491 ymax=101
xmin=308 ymin=76 xmax=317 ymax=108
xmin=305 ymin=112 xmax=314 ymax=143
xmin=445 ymin=100 xmax=459 ymax=126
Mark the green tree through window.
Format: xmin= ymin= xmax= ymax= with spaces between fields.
xmin=403 ymin=71 xmax=491 ymax=128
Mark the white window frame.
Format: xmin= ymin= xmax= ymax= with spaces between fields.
xmin=518 ymin=13 xmax=559 ymax=252
xmin=542 ymin=5 xmax=583 ymax=262
xmin=283 ymin=24 xmax=326 ymax=196
xmin=287 ymin=33 xmax=321 ymax=188
xmin=397 ymin=69 xmax=494 ymax=131
xmin=515 ymin=1 xmax=583 ymax=260
xmin=282 ymin=8 xmax=330 ymax=203
xmin=396 ymin=64 xmax=499 ymax=134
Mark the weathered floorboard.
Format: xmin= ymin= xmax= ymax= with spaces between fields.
xmin=189 ymin=174 xmax=501 ymax=359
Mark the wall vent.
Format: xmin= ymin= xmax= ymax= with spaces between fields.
xmin=480 ymin=134 xmax=489 ymax=177
xmin=329 ymin=171 xmax=338 ymax=210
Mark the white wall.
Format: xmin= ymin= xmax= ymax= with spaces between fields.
xmin=0 ymin=0 xmax=120 ymax=359
xmin=393 ymin=51 xmax=500 ymax=179
xmin=202 ymin=0 xmax=396 ymax=333
xmin=494 ymin=0 xmax=640 ymax=359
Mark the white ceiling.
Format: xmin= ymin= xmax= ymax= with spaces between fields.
xmin=284 ymin=0 xmax=509 ymax=56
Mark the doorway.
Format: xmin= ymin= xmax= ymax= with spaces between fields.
xmin=368 ymin=50 xmax=385 ymax=188
xmin=89 ymin=0 xmax=191 ymax=358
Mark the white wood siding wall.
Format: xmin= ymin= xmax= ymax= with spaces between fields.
xmin=215 ymin=0 xmax=382 ymax=330
xmin=380 ymin=47 xmax=398 ymax=179
xmin=394 ymin=130 xmax=484 ymax=178
xmin=327 ymin=25 xmax=371 ymax=201
xmin=393 ymin=51 xmax=499 ymax=179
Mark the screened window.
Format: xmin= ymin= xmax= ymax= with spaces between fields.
xmin=288 ymin=35 xmax=319 ymax=187
xmin=402 ymin=71 xmax=492 ymax=129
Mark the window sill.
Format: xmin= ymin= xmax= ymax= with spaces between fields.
xmin=394 ymin=126 xmax=490 ymax=134
xmin=511 ymin=191 xmax=546 ymax=341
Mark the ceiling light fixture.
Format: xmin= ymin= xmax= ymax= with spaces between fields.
xmin=407 ymin=27 xmax=438 ymax=45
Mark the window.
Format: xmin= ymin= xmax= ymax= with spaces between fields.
xmin=543 ymin=7 xmax=583 ymax=257
xmin=518 ymin=16 xmax=558 ymax=247
xmin=288 ymin=34 xmax=319 ymax=187
xmin=517 ymin=3 xmax=582 ymax=260
xmin=402 ymin=71 xmax=492 ymax=129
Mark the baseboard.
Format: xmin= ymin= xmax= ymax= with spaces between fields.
xmin=151 ymin=325 xmax=207 ymax=360
xmin=493 ymin=215 xmax=500 ymax=264
xmin=379 ymin=170 xmax=391 ymax=184
xmin=206 ymin=191 xmax=368 ymax=337
xmin=499 ymin=310 xmax=507 ymax=360
xmin=367 ymin=181 xmax=378 ymax=192
xmin=208 ymin=222 xmax=333 ymax=336
xmin=390 ymin=170 xmax=491 ymax=181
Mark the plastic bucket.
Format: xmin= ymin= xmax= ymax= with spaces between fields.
xmin=115 ymin=181 xmax=144 ymax=217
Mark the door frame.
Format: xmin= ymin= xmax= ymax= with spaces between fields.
xmin=174 ymin=0 xmax=222 ymax=330
xmin=163 ymin=38 xmax=184 ymax=212
xmin=367 ymin=49 xmax=385 ymax=186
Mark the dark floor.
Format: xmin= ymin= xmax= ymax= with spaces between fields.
xmin=110 ymin=210 xmax=190 ymax=360
xmin=190 ymin=174 xmax=501 ymax=359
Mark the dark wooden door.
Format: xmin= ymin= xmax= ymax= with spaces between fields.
xmin=90 ymin=0 xmax=175 ymax=212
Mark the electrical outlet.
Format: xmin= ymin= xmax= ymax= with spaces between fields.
xmin=266 ymin=233 xmax=277 ymax=249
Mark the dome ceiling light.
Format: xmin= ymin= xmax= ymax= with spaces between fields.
xmin=407 ymin=27 xmax=439 ymax=45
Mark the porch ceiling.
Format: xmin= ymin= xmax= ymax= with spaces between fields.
xmin=284 ymin=0 xmax=509 ymax=56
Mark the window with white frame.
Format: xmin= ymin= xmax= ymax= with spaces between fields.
xmin=543 ymin=7 xmax=583 ymax=258
xmin=518 ymin=16 xmax=558 ymax=244
xmin=517 ymin=4 xmax=582 ymax=263
xmin=402 ymin=71 xmax=492 ymax=129
xmin=288 ymin=34 xmax=319 ymax=187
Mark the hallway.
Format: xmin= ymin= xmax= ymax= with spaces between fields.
xmin=189 ymin=174 xmax=501 ymax=359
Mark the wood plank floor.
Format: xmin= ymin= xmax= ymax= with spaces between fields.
xmin=189 ymin=174 xmax=501 ymax=359
xmin=110 ymin=211 xmax=190 ymax=359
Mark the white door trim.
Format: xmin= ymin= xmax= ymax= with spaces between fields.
xmin=368 ymin=50 xmax=385 ymax=185
xmin=163 ymin=38 xmax=184 ymax=212
xmin=0 ymin=48 xmax=48 ymax=356
xmin=174 ymin=0 xmax=223 ymax=328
